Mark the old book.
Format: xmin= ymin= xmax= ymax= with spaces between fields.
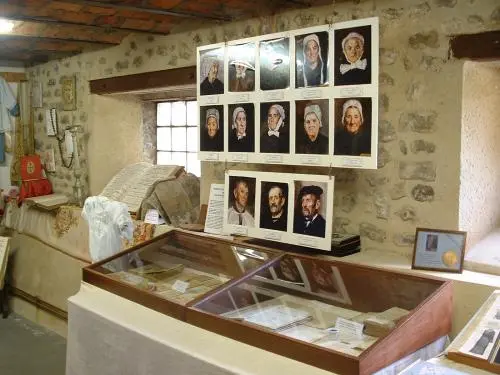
xmin=100 ymin=162 xmax=184 ymax=213
xmin=25 ymin=193 xmax=69 ymax=210
xmin=0 ymin=236 xmax=10 ymax=290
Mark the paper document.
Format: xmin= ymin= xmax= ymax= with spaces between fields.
xmin=204 ymin=184 xmax=225 ymax=235
xmin=0 ymin=237 xmax=10 ymax=290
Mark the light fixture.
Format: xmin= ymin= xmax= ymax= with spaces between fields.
xmin=0 ymin=19 xmax=14 ymax=33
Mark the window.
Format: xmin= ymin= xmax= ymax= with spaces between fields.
xmin=156 ymin=100 xmax=200 ymax=176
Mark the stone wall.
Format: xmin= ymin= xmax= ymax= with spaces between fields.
xmin=27 ymin=0 xmax=500 ymax=257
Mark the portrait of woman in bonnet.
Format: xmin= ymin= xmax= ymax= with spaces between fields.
xmin=260 ymin=102 xmax=290 ymax=154
xmin=296 ymin=100 xmax=329 ymax=155
xmin=295 ymin=32 xmax=329 ymax=88
xmin=199 ymin=49 xmax=224 ymax=95
xmin=334 ymin=26 xmax=371 ymax=86
xmin=200 ymin=106 xmax=224 ymax=152
xmin=229 ymin=104 xmax=254 ymax=153
xmin=334 ymin=98 xmax=371 ymax=156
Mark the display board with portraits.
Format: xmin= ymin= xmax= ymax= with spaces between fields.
xmin=197 ymin=17 xmax=379 ymax=169
xmin=223 ymin=170 xmax=334 ymax=251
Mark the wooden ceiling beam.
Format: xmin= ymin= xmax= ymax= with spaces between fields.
xmin=0 ymin=34 xmax=115 ymax=47
xmin=450 ymin=30 xmax=500 ymax=60
xmin=56 ymin=0 xmax=231 ymax=21
xmin=90 ymin=66 xmax=196 ymax=95
xmin=0 ymin=13 xmax=165 ymax=35
xmin=8 ymin=20 xmax=125 ymax=44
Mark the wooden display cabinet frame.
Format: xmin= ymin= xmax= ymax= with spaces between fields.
xmin=82 ymin=230 xmax=283 ymax=321
xmin=187 ymin=253 xmax=453 ymax=375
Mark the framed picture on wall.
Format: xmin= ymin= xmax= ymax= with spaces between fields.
xmin=61 ymin=75 xmax=76 ymax=111
xmin=412 ymin=228 xmax=467 ymax=273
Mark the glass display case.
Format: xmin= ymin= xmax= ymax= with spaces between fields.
xmin=82 ymin=230 xmax=282 ymax=320
xmin=187 ymin=253 xmax=453 ymax=375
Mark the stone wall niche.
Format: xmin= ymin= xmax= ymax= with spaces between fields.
xmin=459 ymin=61 xmax=500 ymax=249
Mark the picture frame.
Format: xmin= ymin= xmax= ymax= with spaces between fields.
xmin=411 ymin=227 xmax=467 ymax=273
xmin=61 ymin=75 xmax=76 ymax=111
xmin=223 ymin=170 xmax=334 ymax=252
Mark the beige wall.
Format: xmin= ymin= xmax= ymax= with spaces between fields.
xmin=460 ymin=61 xmax=500 ymax=249
xmin=27 ymin=0 xmax=500 ymax=257
xmin=87 ymin=94 xmax=143 ymax=195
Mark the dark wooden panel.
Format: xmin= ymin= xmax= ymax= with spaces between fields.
xmin=450 ymin=30 xmax=500 ymax=60
xmin=89 ymin=66 xmax=196 ymax=94
xmin=360 ymin=280 xmax=453 ymax=375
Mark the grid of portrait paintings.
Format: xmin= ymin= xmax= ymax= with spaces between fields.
xmin=224 ymin=170 xmax=334 ymax=251
xmin=197 ymin=17 xmax=379 ymax=169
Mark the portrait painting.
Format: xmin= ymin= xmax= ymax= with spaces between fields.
xmin=199 ymin=105 xmax=224 ymax=152
xmin=334 ymin=25 xmax=372 ymax=86
xmin=259 ymin=101 xmax=290 ymax=154
xmin=295 ymin=99 xmax=329 ymax=155
xmin=228 ymin=103 xmax=255 ymax=153
xmin=300 ymin=261 xmax=348 ymax=303
xmin=228 ymin=42 xmax=256 ymax=92
xmin=425 ymin=234 xmax=438 ymax=252
xmin=259 ymin=181 xmax=289 ymax=232
xmin=295 ymin=31 xmax=329 ymax=88
xmin=333 ymin=97 xmax=372 ymax=157
xmin=227 ymin=176 xmax=256 ymax=227
xmin=199 ymin=47 xmax=225 ymax=96
xmin=260 ymin=37 xmax=290 ymax=91
xmin=273 ymin=256 xmax=306 ymax=285
xmin=292 ymin=180 xmax=328 ymax=238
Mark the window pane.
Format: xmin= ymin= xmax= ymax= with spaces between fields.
xmin=157 ymin=127 xmax=171 ymax=151
xmin=157 ymin=151 xmax=172 ymax=165
xmin=186 ymin=153 xmax=201 ymax=176
xmin=171 ymin=101 xmax=187 ymax=126
xmin=171 ymin=128 xmax=187 ymax=151
xmin=186 ymin=101 xmax=198 ymax=125
xmin=157 ymin=102 xmax=171 ymax=126
xmin=171 ymin=152 xmax=186 ymax=166
xmin=186 ymin=127 xmax=198 ymax=152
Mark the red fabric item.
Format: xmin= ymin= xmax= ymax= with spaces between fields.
xmin=20 ymin=155 xmax=43 ymax=181
xmin=18 ymin=179 xmax=53 ymax=204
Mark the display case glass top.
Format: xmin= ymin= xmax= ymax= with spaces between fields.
xmin=83 ymin=230 xmax=282 ymax=319
xmin=189 ymin=253 xmax=453 ymax=375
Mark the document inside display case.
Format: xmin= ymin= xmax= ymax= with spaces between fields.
xmin=189 ymin=254 xmax=453 ymax=375
xmin=83 ymin=230 xmax=282 ymax=317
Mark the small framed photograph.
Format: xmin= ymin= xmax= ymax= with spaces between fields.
xmin=412 ymin=228 xmax=467 ymax=273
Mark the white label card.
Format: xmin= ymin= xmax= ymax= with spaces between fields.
xmin=234 ymin=94 xmax=250 ymax=102
xmin=230 ymin=153 xmax=248 ymax=162
xmin=264 ymin=154 xmax=284 ymax=163
xmin=300 ymin=155 xmax=320 ymax=165
xmin=232 ymin=226 xmax=248 ymax=236
xmin=264 ymin=91 xmax=285 ymax=100
xmin=341 ymin=158 xmax=364 ymax=168
xmin=205 ymin=153 xmax=219 ymax=161
xmin=172 ymin=280 xmax=189 ymax=293
xmin=301 ymin=89 xmax=321 ymax=99
xmin=335 ymin=317 xmax=364 ymax=339
xmin=201 ymin=96 xmax=219 ymax=105
xmin=263 ymin=231 xmax=282 ymax=241
xmin=144 ymin=209 xmax=165 ymax=224
xmin=298 ymin=237 xmax=318 ymax=248
xmin=339 ymin=87 xmax=364 ymax=97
